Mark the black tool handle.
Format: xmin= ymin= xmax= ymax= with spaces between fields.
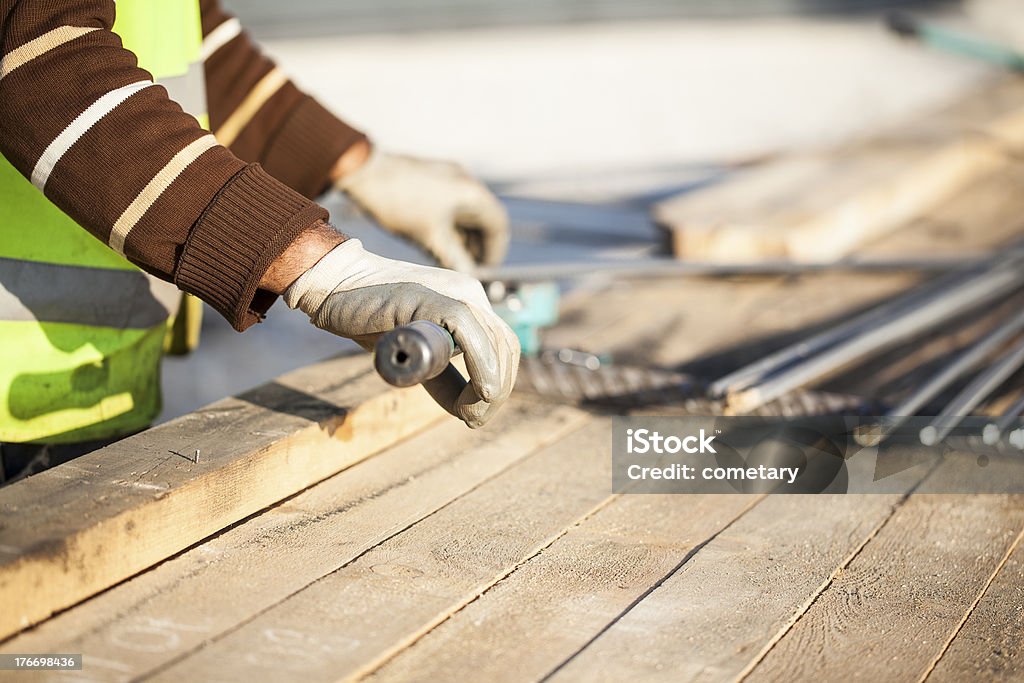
xmin=374 ymin=320 xmax=456 ymax=387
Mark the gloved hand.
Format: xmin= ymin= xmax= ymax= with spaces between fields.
xmin=336 ymin=151 xmax=509 ymax=273
xmin=284 ymin=239 xmax=520 ymax=428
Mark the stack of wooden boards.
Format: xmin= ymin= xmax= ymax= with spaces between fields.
xmin=655 ymin=78 xmax=1024 ymax=263
xmin=1 ymin=78 xmax=1024 ymax=681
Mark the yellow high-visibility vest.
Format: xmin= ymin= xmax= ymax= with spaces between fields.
xmin=0 ymin=0 xmax=208 ymax=444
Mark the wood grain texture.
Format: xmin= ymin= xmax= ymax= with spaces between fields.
xmin=547 ymin=493 xmax=908 ymax=683
xmin=743 ymin=491 xmax=1024 ymax=682
xmin=10 ymin=78 xmax=1024 ymax=678
xmin=0 ymin=400 xmax=588 ymax=681
xmin=544 ymin=270 xmax=916 ymax=375
xmin=0 ymin=354 xmax=449 ymax=641
xmin=927 ymin=530 xmax=1024 ymax=683
xmin=654 ymin=79 xmax=1024 ymax=264
xmin=862 ymin=161 xmax=1024 ymax=259
xmin=146 ymin=420 xmax=613 ymax=682
xmin=365 ymin=493 xmax=761 ymax=683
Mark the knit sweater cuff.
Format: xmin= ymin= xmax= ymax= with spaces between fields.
xmin=175 ymin=163 xmax=328 ymax=331
xmin=262 ymin=96 xmax=368 ymax=199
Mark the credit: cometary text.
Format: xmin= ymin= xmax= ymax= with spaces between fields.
xmin=625 ymin=463 xmax=801 ymax=484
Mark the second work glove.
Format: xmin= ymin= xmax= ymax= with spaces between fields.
xmin=336 ymin=151 xmax=510 ymax=273
xmin=284 ymin=239 xmax=520 ymax=428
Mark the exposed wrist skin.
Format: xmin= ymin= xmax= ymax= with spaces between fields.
xmin=329 ymin=139 xmax=373 ymax=184
xmin=258 ymin=219 xmax=347 ymax=294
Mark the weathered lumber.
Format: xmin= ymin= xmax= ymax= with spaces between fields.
xmin=147 ymin=420 xmax=612 ymax=682
xmin=7 ymin=111 xmax=1024 ymax=675
xmin=654 ymin=79 xmax=1024 ymax=263
xmin=547 ymin=492 xmax=911 ymax=682
xmin=0 ymin=399 xmax=588 ymax=680
xmin=743 ymin=488 xmax=1024 ymax=681
xmin=927 ymin=529 xmax=1024 ymax=682
xmin=0 ymin=353 xmax=451 ymax=641
xmin=366 ymin=494 xmax=760 ymax=683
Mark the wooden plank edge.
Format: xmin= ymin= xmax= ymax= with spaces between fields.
xmin=655 ymin=104 xmax=1024 ymax=264
xmin=0 ymin=354 xmax=449 ymax=641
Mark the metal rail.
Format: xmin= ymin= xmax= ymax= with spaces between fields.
xmin=982 ymin=390 xmax=1024 ymax=445
xmin=727 ymin=257 xmax=1024 ymax=414
xmin=709 ymin=265 xmax=984 ymax=397
xmin=855 ymin=309 xmax=1024 ymax=447
xmin=475 ymin=254 xmax=987 ymax=285
xmin=920 ymin=337 xmax=1024 ymax=446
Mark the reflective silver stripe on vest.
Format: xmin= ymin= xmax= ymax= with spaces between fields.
xmin=0 ymin=257 xmax=174 ymax=329
xmin=158 ymin=61 xmax=207 ymax=119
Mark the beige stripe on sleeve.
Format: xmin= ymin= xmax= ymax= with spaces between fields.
xmin=32 ymin=80 xmax=155 ymax=191
xmin=0 ymin=26 xmax=99 ymax=80
xmin=214 ymin=67 xmax=288 ymax=147
xmin=200 ymin=17 xmax=242 ymax=61
xmin=109 ymin=134 xmax=220 ymax=254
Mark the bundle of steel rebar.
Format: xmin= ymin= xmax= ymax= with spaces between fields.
xmin=711 ymin=251 xmax=1024 ymax=446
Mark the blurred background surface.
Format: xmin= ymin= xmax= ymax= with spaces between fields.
xmin=161 ymin=0 xmax=1001 ymax=421
xmin=230 ymin=1 xmax=954 ymax=37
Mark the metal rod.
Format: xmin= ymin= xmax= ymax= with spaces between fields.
xmin=855 ymin=309 xmax=1024 ymax=447
xmin=920 ymin=336 xmax=1024 ymax=446
xmin=475 ymin=254 xmax=987 ymax=284
xmin=982 ymin=389 xmax=1024 ymax=445
xmin=709 ymin=265 xmax=984 ymax=397
xmin=727 ymin=258 xmax=1024 ymax=414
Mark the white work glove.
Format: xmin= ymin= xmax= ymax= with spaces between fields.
xmin=284 ymin=239 xmax=520 ymax=428
xmin=336 ymin=151 xmax=510 ymax=273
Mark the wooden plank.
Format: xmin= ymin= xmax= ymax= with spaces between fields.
xmin=0 ymin=250 xmax=638 ymax=676
xmin=365 ymin=493 xmax=761 ymax=683
xmin=0 ymin=353 xmax=451 ymax=641
xmin=10 ymin=99 xmax=1024 ymax=676
xmin=546 ymin=492 xmax=911 ymax=682
xmin=147 ymin=420 xmax=613 ymax=682
xmin=927 ymin=531 xmax=1024 ymax=683
xmin=742 ymin=491 xmax=1024 ymax=682
xmin=654 ymin=80 xmax=1024 ymax=264
xmin=0 ymin=399 xmax=588 ymax=681
xmin=862 ymin=161 xmax=1024 ymax=259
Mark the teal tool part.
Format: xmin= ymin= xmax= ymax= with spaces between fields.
xmin=492 ymin=282 xmax=560 ymax=357
xmin=887 ymin=12 xmax=1024 ymax=71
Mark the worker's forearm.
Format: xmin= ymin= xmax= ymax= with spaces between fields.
xmin=0 ymin=0 xmax=331 ymax=331
xmin=200 ymin=0 xmax=368 ymax=198
xmin=259 ymin=220 xmax=347 ymax=294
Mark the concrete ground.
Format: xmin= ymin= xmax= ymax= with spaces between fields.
xmin=160 ymin=12 xmax=998 ymax=422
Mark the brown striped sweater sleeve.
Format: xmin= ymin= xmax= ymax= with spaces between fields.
xmin=200 ymin=0 xmax=367 ymax=199
xmin=0 ymin=0 xmax=327 ymax=331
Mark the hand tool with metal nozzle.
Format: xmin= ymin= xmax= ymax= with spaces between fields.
xmin=374 ymin=321 xmax=456 ymax=387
